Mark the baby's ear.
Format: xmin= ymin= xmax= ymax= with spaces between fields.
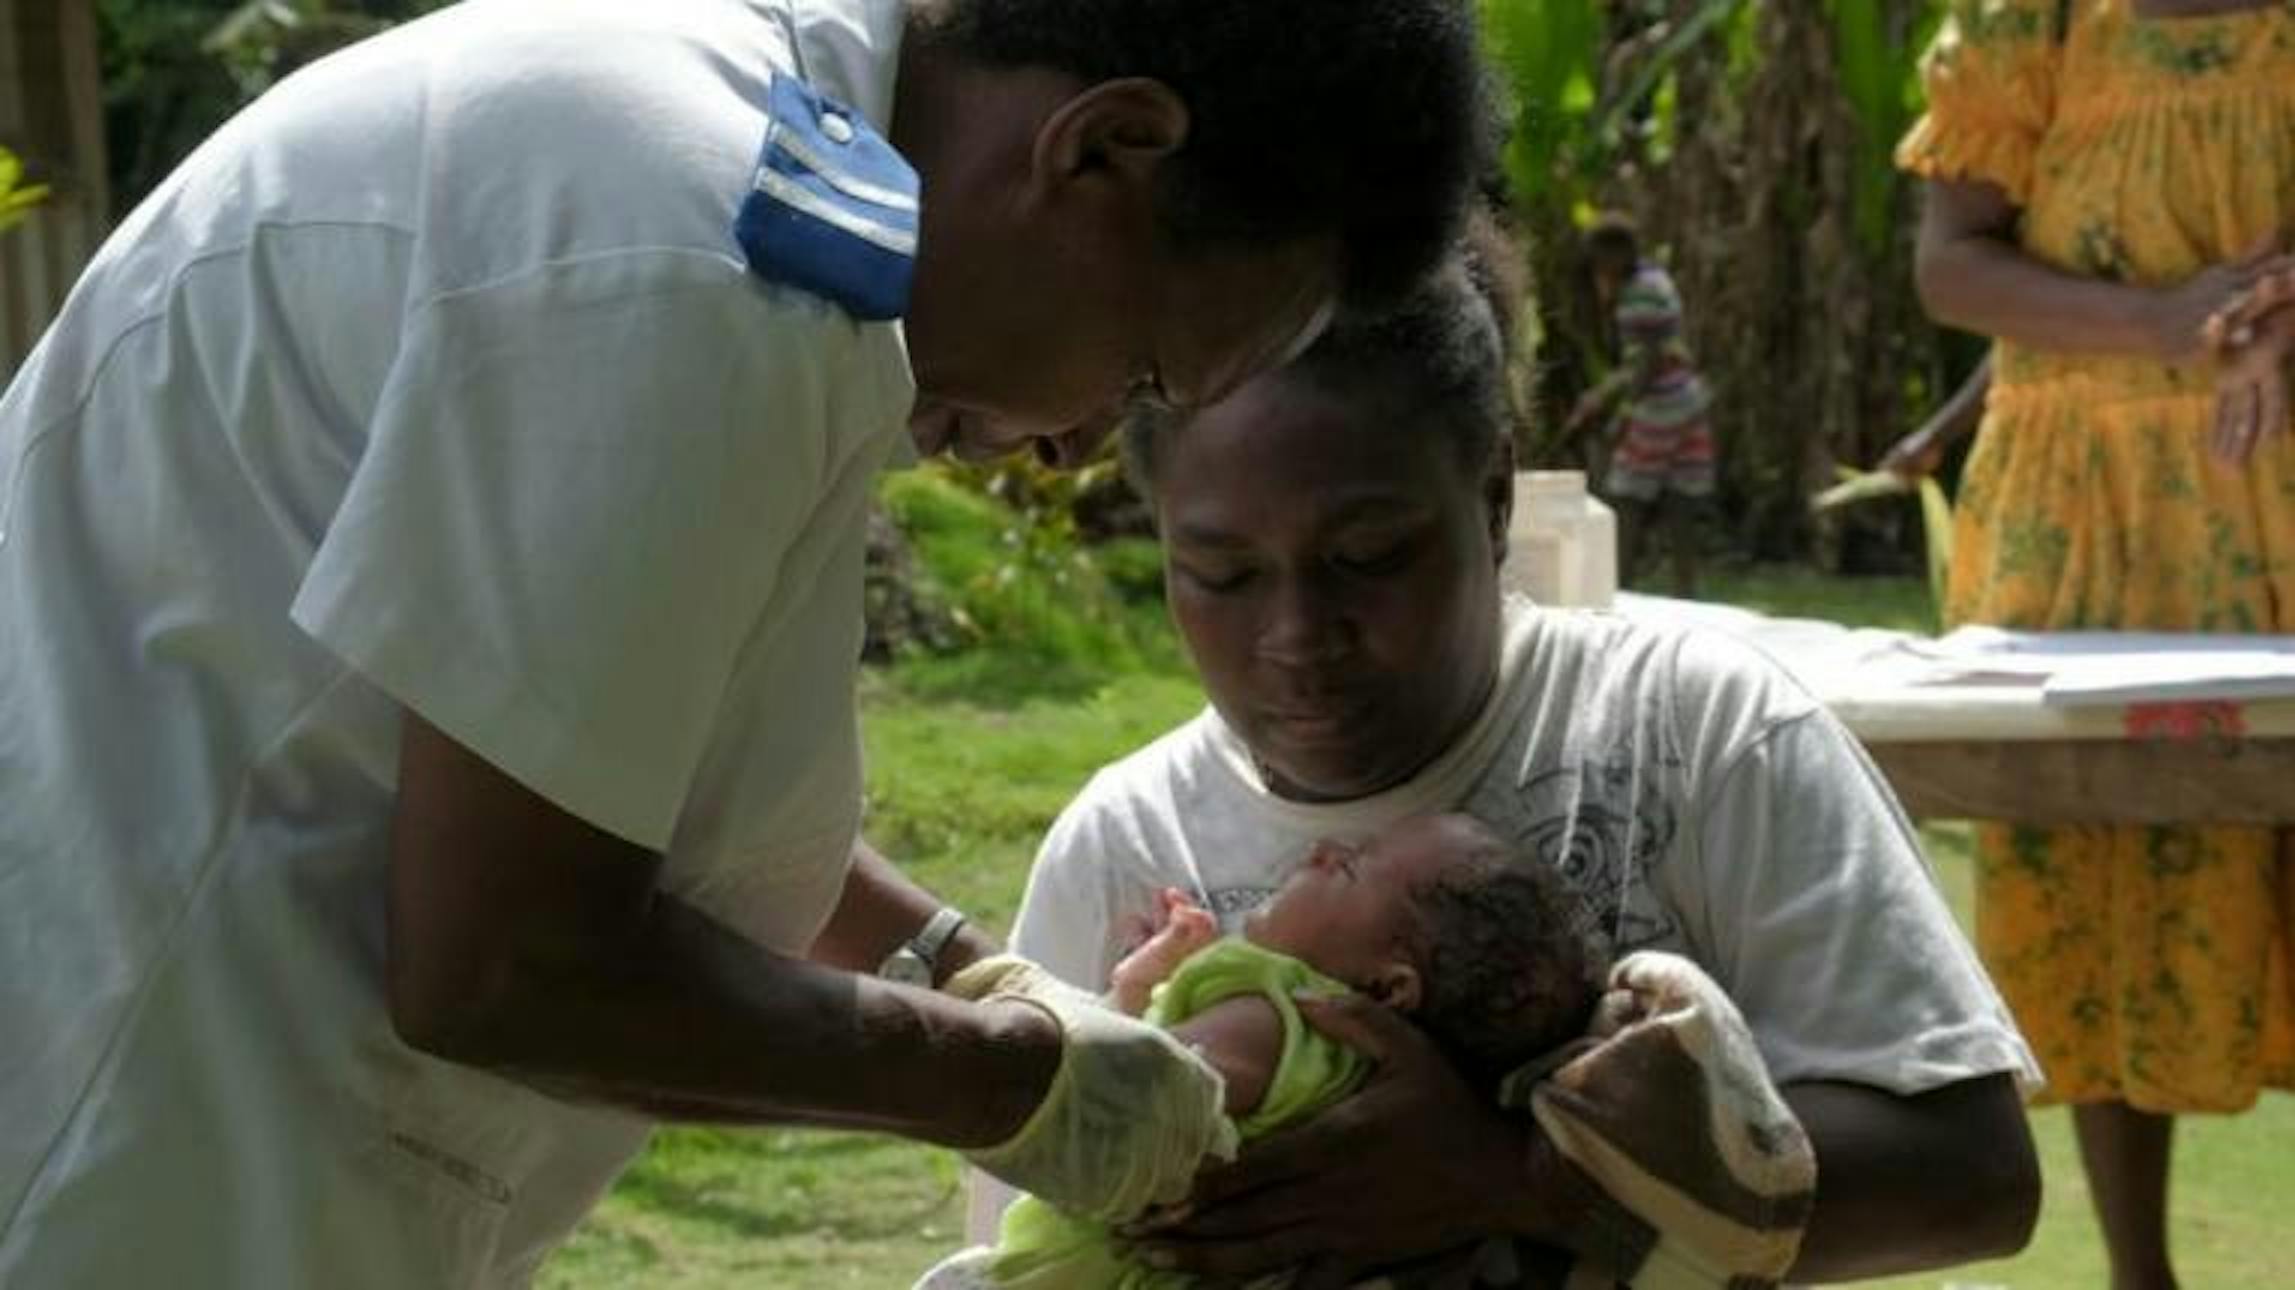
xmin=1362 ymin=962 xmax=1423 ymax=1013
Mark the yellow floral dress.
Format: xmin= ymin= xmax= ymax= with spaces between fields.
xmin=1898 ymin=0 xmax=2295 ymax=1112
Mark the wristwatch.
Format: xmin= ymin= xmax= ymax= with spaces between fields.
xmin=878 ymin=907 xmax=968 ymax=989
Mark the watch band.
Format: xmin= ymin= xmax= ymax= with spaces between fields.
xmin=906 ymin=907 xmax=968 ymax=979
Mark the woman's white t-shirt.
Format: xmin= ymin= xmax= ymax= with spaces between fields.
xmin=1014 ymin=600 xmax=2037 ymax=1096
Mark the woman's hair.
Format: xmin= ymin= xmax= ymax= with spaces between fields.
xmin=915 ymin=0 xmax=1496 ymax=310
xmin=1124 ymin=209 xmax=1527 ymax=496
xmin=1404 ymin=824 xmax=1607 ymax=1087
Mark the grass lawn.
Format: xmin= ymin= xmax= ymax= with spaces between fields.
xmin=543 ymin=566 xmax=2293 ymax=1289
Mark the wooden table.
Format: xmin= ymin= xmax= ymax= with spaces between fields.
xmin=1610 ymin=595 xmax=2295 ymax=825
xmin=1863 ymin=730 xmax=2295 ymax=826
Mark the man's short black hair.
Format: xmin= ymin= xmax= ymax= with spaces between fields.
xmin=919 ymin=0 xmax=1494 ymax=309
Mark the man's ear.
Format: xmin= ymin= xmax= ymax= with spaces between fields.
xmin=1483 ymin=437 xmax=1516 ymax=569
xmin=1362 ymin=961 xmax=1424 ymax=1013
xmin=1030 ymin=78 xmax=1188 ymax=195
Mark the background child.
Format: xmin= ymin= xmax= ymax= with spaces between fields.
xmin=1567 ymin=213 xmax=1718 ymax=598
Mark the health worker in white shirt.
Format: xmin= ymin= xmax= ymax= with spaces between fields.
xmin=0 ymin=0 xmax=1495 ymax=1284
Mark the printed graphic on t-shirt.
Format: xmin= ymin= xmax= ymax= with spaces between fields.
xmin=1474 ymin=721 xmax=1685 ymax=958
xmin=1190 ymin=723 xmax=1688 ymax=958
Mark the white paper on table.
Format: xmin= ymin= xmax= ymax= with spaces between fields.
xmin=1911 ymin=628 xmax=2295 ymax=706
xmin=1613 ymin=596 xmax=2295 ymax=707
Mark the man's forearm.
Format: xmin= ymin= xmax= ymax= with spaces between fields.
xmin=1783 ymin=1075 xmax=2040 ymax=1281
xmin=808 ymin=838 xmax=998 ymax=981
xmin=404 ymin=890 xmax=1054 ymax=1148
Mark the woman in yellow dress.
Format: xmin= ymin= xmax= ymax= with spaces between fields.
xmin=1893 ymin=2 xmax=2295 ymax=1287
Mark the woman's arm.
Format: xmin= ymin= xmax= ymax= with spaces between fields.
xmin=1915 ymin=177 xmax=2287 ymax=360
xmin=1783 ymin=1075 xmax=2039 ymax=1280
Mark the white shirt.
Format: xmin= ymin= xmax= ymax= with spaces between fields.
xmin=1014 ymin=600 xmax=2038 ymax=1098
xmin=0 ymin=1 xmax=910 ymax=1284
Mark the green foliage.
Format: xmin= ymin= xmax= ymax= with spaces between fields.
xmin=0 ymin=147 xmax=49 ymax=235
xmin=876 ymin=469 xmax=1176 ymax=705
xmin=97 ymin=0 xmax=443 ymax=213
xmin=1480 ymin=0 xmax=1749 ymax=216
xmin=1825 ymin=1 xmax=1946 ymax=253
xmin=1478 ymin=0 xmax=1606 ymax=209
xmin=201 ymin=0 xmax=397 ymax=99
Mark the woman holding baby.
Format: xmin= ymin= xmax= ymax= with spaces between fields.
xmin=1890 ymin=3 xmax=2295 ymax=1285
xmin=969 ymin=221 xmax=2043 ymax=1287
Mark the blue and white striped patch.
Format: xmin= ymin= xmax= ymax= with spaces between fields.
xmin=733 ymin=74 xmax=918 ymax=321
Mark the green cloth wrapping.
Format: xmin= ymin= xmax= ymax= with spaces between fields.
xmin=984 ymin=940 xmax=1372 ymax=1289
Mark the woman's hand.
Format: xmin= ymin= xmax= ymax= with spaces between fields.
xmin=1122 ymin=994 xmax=1553 ymax=1288
xmin=2149 ymin=238 xmax=2292 ymax=362
xmin=2207 ymin=285 xmax=2295 ymax=466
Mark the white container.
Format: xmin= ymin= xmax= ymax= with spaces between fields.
xmin=1504 ymin=470 xmax=1618 ymax=608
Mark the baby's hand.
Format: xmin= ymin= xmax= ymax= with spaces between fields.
xmin=2206 ymin=272 xmax=2295 ymax=467
xmin=1108 ymin=889 xmax=1218 ymax=1016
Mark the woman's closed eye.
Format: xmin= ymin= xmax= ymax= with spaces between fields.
xmin=1330 ymin=535 xmax=1416 ymax=575
xmin=1174 ymin=558 xmax=1256 ymax=593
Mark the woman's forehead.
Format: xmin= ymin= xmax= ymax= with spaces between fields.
xmin=1159 ymin=376 xmax=1465 ymax=501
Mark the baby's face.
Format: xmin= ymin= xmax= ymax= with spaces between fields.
xmin=1244 ymin=814 xmax=1485 ymax=983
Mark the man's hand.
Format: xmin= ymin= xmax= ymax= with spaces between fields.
xmin=1124 ymin=994 xmax=1551 ymax=1289
xmin=946 ymin=955 xmax=1237 ymax=1222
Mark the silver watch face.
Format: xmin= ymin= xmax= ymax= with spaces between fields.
xmin=880 ymin=948 xmax=933 ymax=988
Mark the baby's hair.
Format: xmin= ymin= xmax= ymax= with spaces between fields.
xmin=1403 ymin=820 xmax=1607 ymax=1087
xmin=1124 ymin=207 xmax=1527 ymax=501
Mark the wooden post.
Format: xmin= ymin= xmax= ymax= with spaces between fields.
xmin=1 ymin=0 xmax=111 ymax=380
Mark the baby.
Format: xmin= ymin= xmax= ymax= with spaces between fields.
xmin=918 ymin=811 xmax=1607 ymax=1289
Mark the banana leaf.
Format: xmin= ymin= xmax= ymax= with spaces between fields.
xmin=1812 ymin=465 xmax=1956 ymax=625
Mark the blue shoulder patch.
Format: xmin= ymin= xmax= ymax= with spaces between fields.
xmin=733 ymin=75 xmax=918 ymax=322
